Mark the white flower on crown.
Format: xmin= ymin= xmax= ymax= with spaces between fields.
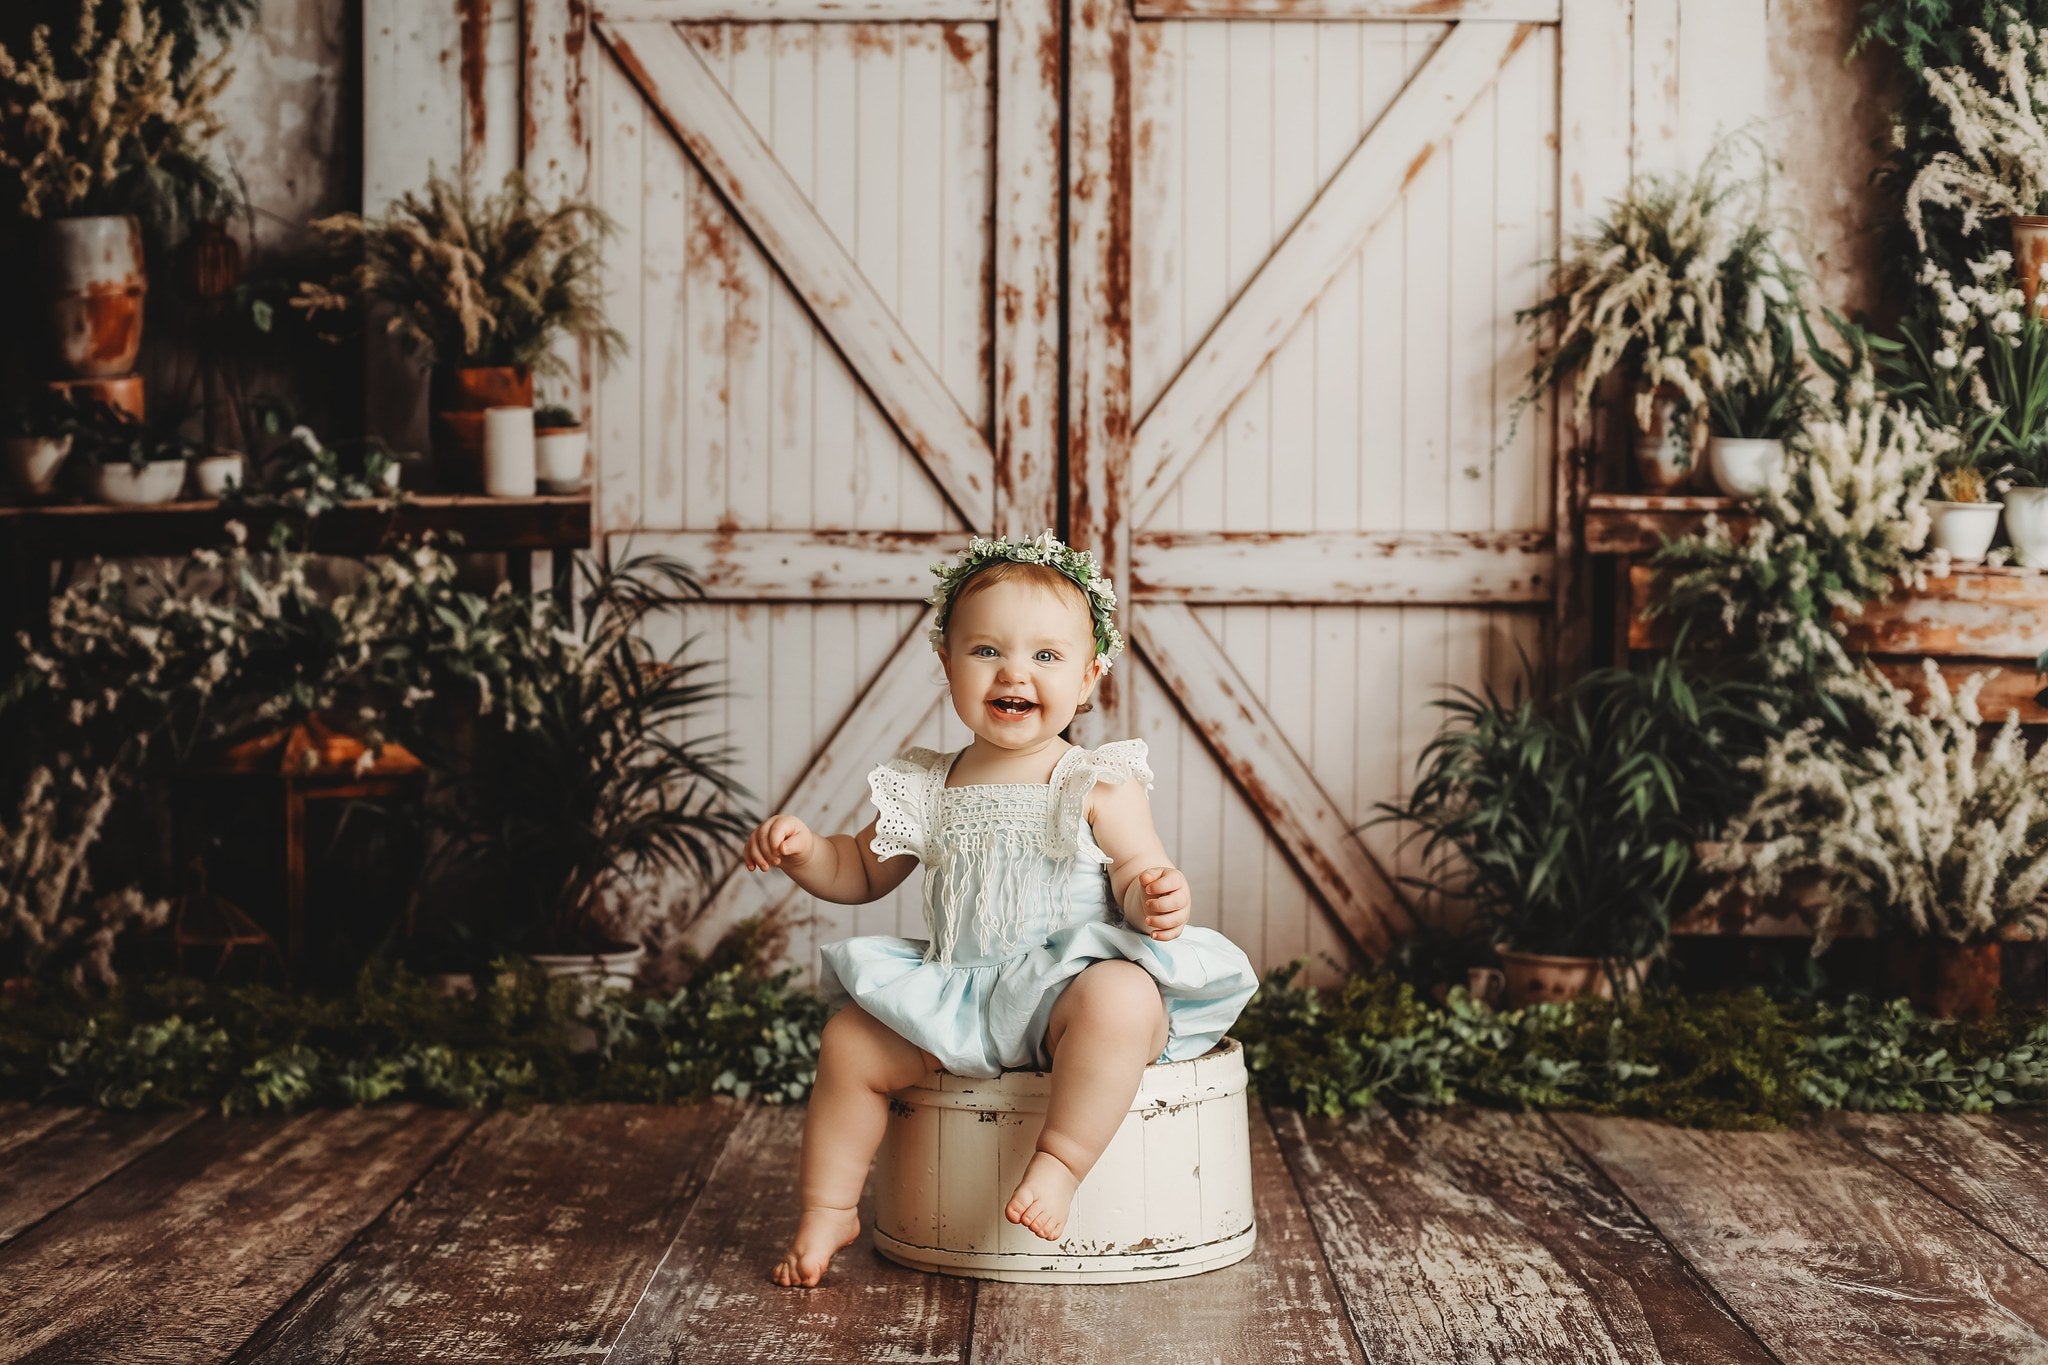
xmin=924 ymin=529 xmax=1126 ymax=667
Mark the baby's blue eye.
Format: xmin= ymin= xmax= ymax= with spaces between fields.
xmin=1035 ymin=650 xmax=1058 ymax=662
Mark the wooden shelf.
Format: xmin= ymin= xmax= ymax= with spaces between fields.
xmin=0 ymin=493 xmax=592 ymax=559
xmin=1584 ymin=492 xmax=1755 ymax=556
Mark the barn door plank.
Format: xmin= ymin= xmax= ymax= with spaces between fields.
xmin=1832 ymin=1111 xmax=2048 ymax=1273
xmin=1130 ymin=21 xmax=1536 ymax=526
xmin=1553 ymin=1113 xmax=2048 ymax=1362
xmin=0 ymin=1106 xmax=201 ymax=1247
xmin=234 ymin=1103 xmax=739 ymax=1363
xmin=1271 ymin=1106 xmax=1770 ymax=1365
xmin=967 ymin=1101 xmax=1366 ymax=1365
xmin=605 ymin=1100 xmax=975 ymax=1363
xmin=1140 ymin=603 xmax=1413 ymax=956
xmin=596 ymin=17 xmax=996 ymax=527
xmin=0 ymin=1107 xmax=475 ymax=1364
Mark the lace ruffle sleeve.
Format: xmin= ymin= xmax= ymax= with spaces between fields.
xmin=1046 ymin=738 xmax=1155 ymax=864
xmin=867 ymin=747 xmax=943 ymax=863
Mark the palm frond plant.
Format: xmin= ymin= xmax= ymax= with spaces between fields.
xmin=422 ymin=549 xmax=755 ymax=961
xmin=294 ymin=170 xmax=625 ymax=381
xmin=1509 ymin=136 xmax=1799 ymax=459
xmin=1370 ymin=652 xmax=1781 ymax=990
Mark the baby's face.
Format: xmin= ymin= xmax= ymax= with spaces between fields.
xmin=939 ymin=578 xmax=1104 ymax=751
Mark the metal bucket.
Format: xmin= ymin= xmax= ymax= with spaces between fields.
xmin=872 ymin=1037 xmax=1256 ymax=1283
xmin=37 ymin=215 xmax=147 ymax=379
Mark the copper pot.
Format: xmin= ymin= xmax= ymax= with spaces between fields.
xmin=36 ymin=215 xmax=147 ymax=379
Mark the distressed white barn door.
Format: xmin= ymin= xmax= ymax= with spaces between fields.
xmin=524 ymin=0 xmax=1063 ymax=977
xmin=1067 ymin=0 xmax=1628 ymax=981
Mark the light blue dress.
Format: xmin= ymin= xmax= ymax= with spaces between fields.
xmin=816 ymin=738 xmax=1261 ymax=1079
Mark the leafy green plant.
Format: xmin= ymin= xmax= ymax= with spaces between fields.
xmin=294 ymin=170 xmax=625 ymax=380
xmin=0 ymin=388 xmax=82 ymax=440
xmin=1706 ymin=317 xmax=1818 ymax=440
xmin=423 ymin=548 xmax=756 ymax=957
xmin=1370 ymin=653 xmax=1778 ymax=969
xmin=534 ymin=404 xmax=579 ymax=430
xmin=65 ymin=401 xmax=203 ymax=470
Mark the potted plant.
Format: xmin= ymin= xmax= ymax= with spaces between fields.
xmin=1704 ymin=317 xmax=1815 ymax=497
xmin=294 ymin=171 xmax=623 ymax=492
xmin=1901 ymin=15 xmax=2048 ymax=313
xmin=1372 ymin=653 xmax=1775 ymax=1007
xmin=0 ymin=0 xmax=238 ymax=377
xmin=1512 ymin=137 xmax=1797 ymax=492
xmin=0 ymin=388 xmax=80 ymax=499
xmin=422 ymin=549 xmax=754 ymax=984
xmin=533 ymin=402 xmax=589 ymax=494
xmin=1708 ymin=663 xmax=2048 ymax=1018
xmin=69 ymin=401 xmax=197 ymax=505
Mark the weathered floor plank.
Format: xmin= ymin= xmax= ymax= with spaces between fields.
xmin=1273 ymin=1105 xmax=1772 ymax=1365
xmin=605 ymin=1100 xmax=976 ymax=1364
xmin=0 ymin=1106 xmax=200 ymax=1245
xmin=0 ymin=1106 xmax=476 ymax=1365
xmin=233 ymin=1102 xmax=741 ymax=1364
xmin=1832 ymin=1110 xmax=2048 ymax=1272
xmin=966 ymin=1101 xmax=1366 ymax=1365
xmin=1554 ymin=1113 xmax=2048 ymax=1364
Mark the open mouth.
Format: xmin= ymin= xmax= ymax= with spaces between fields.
xmin=988 ymin=697 xmax=1038 ymax=719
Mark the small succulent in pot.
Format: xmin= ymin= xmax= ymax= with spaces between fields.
xmin=534 ymin=403 xmax=581 ymax=432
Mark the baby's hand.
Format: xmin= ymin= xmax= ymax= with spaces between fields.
xmin=1139 ymin=867 xmax=1189 ymax=941
xmin=745 ymin=814 xmax=816 ymax=872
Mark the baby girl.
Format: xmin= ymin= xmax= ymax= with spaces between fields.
xmin=744 ymin=531 xmax=1259 ymax=1288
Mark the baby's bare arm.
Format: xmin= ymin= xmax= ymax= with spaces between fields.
xmin=749 ymin=814 xmax=917 ymax=905
xmin=1088 ymin=779 xmax=1191 ymax=940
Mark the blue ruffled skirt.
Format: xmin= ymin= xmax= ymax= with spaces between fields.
xmin=816 ymin=920 xmax=1260 ymax=1079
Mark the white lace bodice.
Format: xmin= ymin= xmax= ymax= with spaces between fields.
xmin=866 ymin=739 xmax=1155 ymax=966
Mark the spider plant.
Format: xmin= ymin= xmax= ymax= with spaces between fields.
xmin=1705 ymin=318 xmax=1818 ymax=441
xmin=1370 ymin=651 xmax=1779 ymax=972
xmin=427 ymin=549 xmax=756 ymax=958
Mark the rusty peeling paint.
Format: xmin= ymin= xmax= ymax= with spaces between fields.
xmin=850 ymin=23 xmax=894 ymax=57
xmin=1402 ymin=143 xmax=1437 ymax=192
xmin=942 ymin=22 xmax=976 ymax=67
xmin=459 ymin=0 xmax=490 ymax=162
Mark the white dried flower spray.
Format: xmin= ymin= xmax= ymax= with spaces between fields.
xmin=1905 ymin=17 xmax=2048 ymax=249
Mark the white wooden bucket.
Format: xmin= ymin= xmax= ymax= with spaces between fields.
xmin=871 ymin=1038 xmax=1256 ymax=1283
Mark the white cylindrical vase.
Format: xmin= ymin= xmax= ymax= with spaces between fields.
xmin=482 ymin=406 xmax=537 ymax=498
xmin=871 ymin=1038 xmax=1257 ymax=1284
xmin=2002 ymin=486 xmax=2048 ymax=568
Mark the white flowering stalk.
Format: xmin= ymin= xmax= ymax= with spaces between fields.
xmin=1711 ymin=664 xmax=2048 ymax=948
xmin=1 ymin=761 xmax=170 ymax=987
xmin=1903 ymin=14 xmax=2048 ymax=251
xmin=1655 ymin=390 xmax=1935 ymax=684
xmin=1515 ymin=137 xmax=1795 ymax=448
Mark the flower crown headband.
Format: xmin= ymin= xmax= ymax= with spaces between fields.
xmin=926 ymin=530 xmax=1126 ymax=669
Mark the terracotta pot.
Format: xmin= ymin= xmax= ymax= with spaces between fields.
xmin=1498 ymin=948 xmax=1654 ymax=1008
xmin=36 ymin=214 xmax=147 ymax=378
xmin=1928 ymin=940 xmax=2002 ymax=1020
xmin=1632 ymin=386 xmax=1698 ymax=492
xmin=431 ymin=365 xmax=532 ymax=492
xmin=2013 ymin=215 xmax=2048 ymax=318
xmin=48 ymin=374 xmax=145 ymax=422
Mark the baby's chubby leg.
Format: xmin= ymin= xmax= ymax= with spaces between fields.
xmin=774 ymin=1004 xmax=940 ymax=1288
xmin=1006 ymin=961 xmax=1169 ymax=1243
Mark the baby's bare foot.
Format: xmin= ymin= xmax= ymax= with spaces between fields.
xmin=1004 ymin=1150 xmax=1081 ymax=1243
xmin=772 ymin=1205 xmax=862 ymax=1287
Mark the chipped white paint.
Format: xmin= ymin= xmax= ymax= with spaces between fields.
xmin=872 ymin=1040 xmax=1257 ymax=1282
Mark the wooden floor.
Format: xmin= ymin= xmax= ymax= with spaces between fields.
xmin=4 ymin=1099 xmax=2048 ymax=1363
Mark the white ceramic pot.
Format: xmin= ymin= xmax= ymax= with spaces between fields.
xmin=193 ymin=451 xmax=245 ymax=498
xmin=1707 ymin=436 xmax=1784 ymax=498
xmin=2002 ymin=486 xmax=2048 ymax=567
xmin=535 ymin=426 xmax=589 ymax=493
xmin=482 ymin=405 xmax=537 ymax=498
xmin=92 ymin=459 xmax=187 ymax=506
xmin=1928 ymin=499 xmax=2004 ymax=563
xmin=1632 ymin=387 xmax=1697 ymax=492
xmin=529 ymin=942 xmax=644 ymax=992
xmin=2 ymin=433 xmax=72 ymax=498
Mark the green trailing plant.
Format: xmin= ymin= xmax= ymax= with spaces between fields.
xmin=1233 ymin=960 xmax=2048 ymax=1129
xmin=422 ymin=548 xmax=756 ymax=959
xmin=1707 ymin=662 xmax=2048 ymax=949
xmin=0 ymin=388 xmax=82 ymax=441
xmin=1705 ymin=316 xmax=1820 ymax=441
xmin=1370 ymin=653 xmax=1779 ymax=972
xmin=295 ymin=170 xmax=625 ymax=380
xmin=1510 ymin=136 xmax=1798 ymax=454
xmin=223 ymin=423 xmax=407 ymax=523
xmin=65 ymin=401 xmax=203 ymax=470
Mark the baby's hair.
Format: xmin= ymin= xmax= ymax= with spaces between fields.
xmin=937 ymin=561 xmax=1099 ymax=712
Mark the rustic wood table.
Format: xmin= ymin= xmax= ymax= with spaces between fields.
xmin=2 ymin=1097 xmax=2046 ymax=1362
